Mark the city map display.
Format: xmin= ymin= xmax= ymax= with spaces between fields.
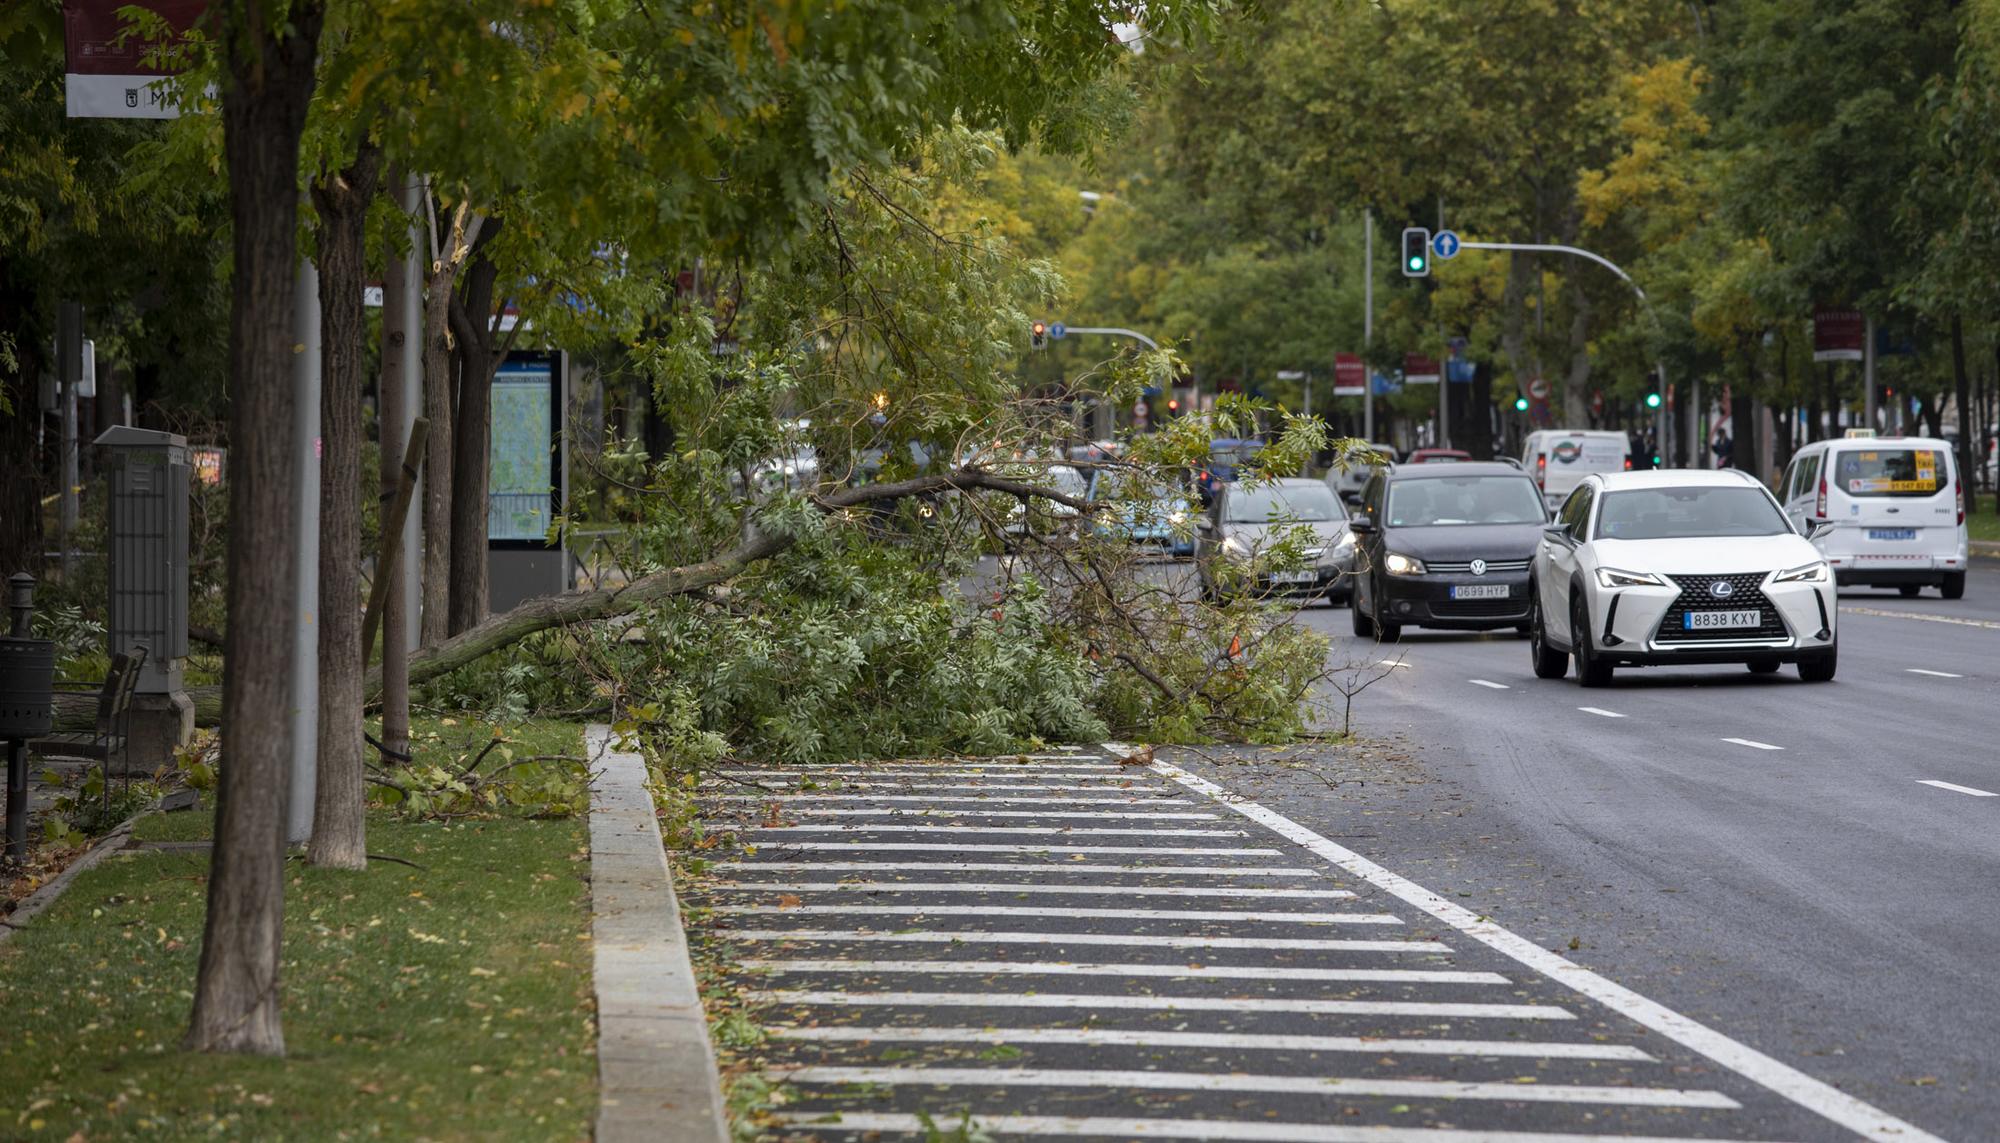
xmin=489 ymin=358 xmax=556 ymax=542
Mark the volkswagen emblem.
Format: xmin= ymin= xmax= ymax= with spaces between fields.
xmin=1709 ymin=580 xmax=1735 ymax=598
xmin=1470 ymin=559 xmax=1487 ymax=576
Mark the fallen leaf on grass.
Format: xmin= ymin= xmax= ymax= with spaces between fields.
xmin=469 ymin=967 xmax=498 ymax=977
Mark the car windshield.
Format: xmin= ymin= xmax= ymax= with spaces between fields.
xmin=1830 ymin=447 xmax=1948 ymax=498
xmin=1045 ymin=465 xmax=1088 ymax=499
xmin=1384 ymin=476 xmax=1545 ymax=526
xmin=1594 ymin=487 xmax=1790 ymax=540
xmin=1224 ymin=483 xmax=1345 ymax=523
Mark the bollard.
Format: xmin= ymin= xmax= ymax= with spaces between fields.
xmin=1 ymin=574 xmax=55 ymax=862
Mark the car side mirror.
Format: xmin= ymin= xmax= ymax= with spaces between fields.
xmin=1542 ymin=522 xmax=1573 ymax=543
xmin=1807 ymin=519 xmax=1837 ymax=539
xmin=1195 ymin=517 xmax=1215 ymax=533
xmin=1347 ymin=517 xmax=1376 ymax=535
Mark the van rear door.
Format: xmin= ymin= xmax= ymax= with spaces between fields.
xmin=1825 ymin=445 xmax=1958 ymax=561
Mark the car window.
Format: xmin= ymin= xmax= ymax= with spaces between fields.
xmin=1780 ymin=457 xmax=1802 ymax=502
xmin=1801 ymin=454 xmax=1821 ymax=499
xmin=1223 ymin=483 xmax=1346 ymax=523
xmin=1829 ymin=447 xmax=1949 ymax=498
xmin=1594 ymin=487 xmax=1790 ymax=540
xmin=1384 ymin=476 xmax=1545 ymax=527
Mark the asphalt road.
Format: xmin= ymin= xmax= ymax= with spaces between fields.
xmin=1197 ymin=556 xmax=2000 ymax=1140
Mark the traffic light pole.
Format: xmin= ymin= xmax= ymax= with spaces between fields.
xmin=1363 ymin=211 xmax=1375 ymax=444
xmin=1453 ymin=240 xmax=1668 ymax=457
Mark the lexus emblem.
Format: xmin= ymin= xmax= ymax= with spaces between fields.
xmin=1470 ymin=559 xmax=1487 ymax=576
xmin=1710 ymin=580 xmax=1735 ymax=598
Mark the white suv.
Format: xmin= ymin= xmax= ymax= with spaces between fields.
xmin=1528 ymin=470 xmax=1838 ymax=686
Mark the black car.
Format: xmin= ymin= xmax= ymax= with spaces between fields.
xmin=1349 ymin=462 xmax=1550 ymax=640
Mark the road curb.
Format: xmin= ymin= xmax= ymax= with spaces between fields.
xmin=585 ymin=725 xmax=729 ymax=1143
xmin=1972 ymin=539 xmax=2000 ymax=559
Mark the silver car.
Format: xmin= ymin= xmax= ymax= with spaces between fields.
xmin=1195 ymin=478 xmax=1356 ymax=604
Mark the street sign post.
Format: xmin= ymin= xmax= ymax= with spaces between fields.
xmin=1432 ymin=230 xmax=1461 ymax=260
xmin=1049 ymin=322 xmax=1067 ymax=340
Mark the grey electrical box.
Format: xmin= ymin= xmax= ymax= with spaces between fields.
xmin=96 ymin=426 xmax=190 ymax=693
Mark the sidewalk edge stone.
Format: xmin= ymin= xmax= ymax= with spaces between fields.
xmin=585 ymin=724 xmax=729 ymax=1143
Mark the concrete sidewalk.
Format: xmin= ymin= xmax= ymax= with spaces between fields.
xmin=586 ymin=725 xmax=729 ymax=1143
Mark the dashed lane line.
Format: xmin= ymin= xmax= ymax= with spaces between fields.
xmin=1152 ymin=756 xmax=1947 ymax=1143
xmin=750 ymin=989 xmax=1559 ymax=1017
xmin=1905 ymin=668 xmax=1965 ymax=678
xmin=772 ymin=1025 xmax=1653 ymax=1061
xmin=1844 ymin=605 xmax=2000 ymax=631
xmin=701 ymin=882 xmax=1354 ymax=899
xmin=703 ymin=794 xmax=1193 ymax=804
xmin=711 ymin=862 xmax=1319 ymax=876
xmin=721 ymin=928 xmax=1446 ymax=952
xmin=1722 ymin=737 xmax=1785 ymax=751
xmin=1468 ymin=678 xmax=1511 ymax=689
xmin=1916 ymin=779 xmax=1999 ymax=797
xmin=770 ymin=1113 xmax=1752 ymax=1143
xmin=746 ymin=824 xmax=1248 ymax=837
xmin=713 ymin=782 xmax=1165 ymax=793
xmin=767 ymin=1066 xmax=1740 ymax=1109
xmin=1577 ymin=706 xmax=1625 ymax=718
xmin=712 ymin=904 xmax=1400 ymax=924
xmin=781 ymin=808 xmax=1221 ymax=819
xmin=764 ymin=842 xmax=1281 ymax=856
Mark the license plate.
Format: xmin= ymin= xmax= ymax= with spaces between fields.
xmin=1270 ymin=570 xmax=1315 ymax=584
xmin=1450 ymin=584 xmax=1510 ymax=600
xmin=1683 ymin=609 xmax=1761 ymax=630
xmin=1867 ymin=528 xmax=1916 ymax=541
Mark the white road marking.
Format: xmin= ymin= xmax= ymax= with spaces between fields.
xmin=765 ymin=842 xmax=1282 ymax=856
xmin=1845 ymin=605 xmax=2000 ymax=631
xmin=1577 ymin=706 xmax=1625 ymax=718
xmin=769 ymin=1113 xmax=1740 ymax=1143
xmin=783 ymin=808 xmax=1220 ymax=820
xmin=773 ymin=1024 xmax=1649 ymax=1061
xmin=751 ymin=989 xmax=1558 ymax=1017
xmin=1722 ymin=737 xmax=1784 ymax=751
xmin=1468 ymin=678 xmax=1511 ymax=689
xmin=1151 ymin=756 xmax=1948 ymax=1143
xmin=1904 ymin=668 xmax=1964 ymax=678
xmin=723 ymin=928 xmax=1444 ymax=952
xmin=713 ymin=904 xmax=1398 ymax=924
xmin=704 ymin=794 xmax=1192 ymax=804
xmin=714 ymin=769 xmax=1119 ymax=779
xmin=712 ymin=862 xmax=1318 ymax=876
xmin=747 ymin=824 xmax=1247 ymax=838
xmin=768 ymin=1066 xmax=1738 ymax=1109
xmin=717 ymin=782 xmax=1163 ymax=793
xmin=1916 ymin=779 xmax=1999 ymax=797
xmin=701 ymin=882 xmax=1354 ymax=899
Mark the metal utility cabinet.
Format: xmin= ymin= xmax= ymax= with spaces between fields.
xmin=95 ymin=426 xmax=193 ymax=767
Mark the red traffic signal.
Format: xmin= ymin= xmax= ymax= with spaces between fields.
xmin=1030 ymin=320 xmax=1048 ymax=349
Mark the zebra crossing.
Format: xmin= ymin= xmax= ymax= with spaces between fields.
xmin=684 ymin=746 xmax=1941 ymax=1142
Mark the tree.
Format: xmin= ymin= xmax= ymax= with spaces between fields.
xmin=186 ymin=0 xmax=326 ymax=1056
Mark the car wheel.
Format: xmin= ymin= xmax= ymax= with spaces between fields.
xmin=1898 ymin=584 xmax=1922 ymax=598
xmin=1572 ymin=595 xmax=1613 ymax=688
xmin=1747 ymin=659 xmax=1781 ymax=674
xmin=1942 ymin=571 xmax=1966 ymax=600
xmin=1350 ymin=587 xmax=1376 ymax=637
xmin=1799 ymin=646 xmax=1838 ymax=682
xmin=1373 ymin=593 xmax=1402 ymax=641
xmin=1529 ymin=595 xmax=1568 ymax=680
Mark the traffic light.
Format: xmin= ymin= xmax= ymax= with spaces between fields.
xmin=1031 ymin=320 xmax=1048 ymax=349
xmin=1401 ymin=227 xmax=1431 ymax=277
xmin=1166 ymin=397 xmax=1181 ymax=416
xmin=1513 ymin=396 xmax=1530 ymax=412
xmin=1644 ymin=391 xmax=1662 ymax=410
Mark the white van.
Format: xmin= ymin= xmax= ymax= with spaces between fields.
xmin=1521 ymin=430 xmax=1631 ymax=512
xmin=1779 ymin=433 xmax=1970 ymax=599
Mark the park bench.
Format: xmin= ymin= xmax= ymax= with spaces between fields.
xmin=30 ymin=644 xmax=148 ymax=809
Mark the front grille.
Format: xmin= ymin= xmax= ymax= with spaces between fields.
xmin=1432 ymin=598 xmax=1528 ymax=618
xmin=1427 ymin=558 xmax=1530 ymax=574
xmin=1655 ymin=572 xmax=1790 ymax=643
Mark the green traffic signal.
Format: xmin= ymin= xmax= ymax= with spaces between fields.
xmin=1644 ymin=392 xmax=1662 ymax=409
xmin=1407 ymin=254 xmax=1426 ymax=272
xmin=1513 ymin=396 xmax=1530 ymax=412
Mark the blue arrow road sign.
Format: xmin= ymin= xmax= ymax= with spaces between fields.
xmin=1049 ymin=322 xmax=1067 ymax=340
xmin=1432 ymin=230 xmax=1461 ymax=260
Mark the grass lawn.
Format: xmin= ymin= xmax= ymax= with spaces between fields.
xmin=1971 ymin=494 xmax=2000 ymax=545
xmin=1 ymin=719 xmax=597 ymax=1141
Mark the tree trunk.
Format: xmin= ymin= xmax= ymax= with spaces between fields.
xmin=447 ymin=224 xmax=505 ymax=634
xmin=1467 ymin=359 xmax=1494 ymax=460
xmin=1561 ymin=275 xmax=1592 ymax=428
xmin=377 ymin=174 xmax=420 ymax=764
xmin=419 ymin=202 xmax=480 ymax=646
xmin=1731 ymin=389 xmax=1759 ymax=482
xmin=306 ymin=142 xmax=381 ymax=871
xmin=1952 ymin=318 xmax=1975 ymax=510
xmin=187 ymin=0 xmax=326 ymax=1059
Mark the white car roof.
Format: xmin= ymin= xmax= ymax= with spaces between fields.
xmin=1589 ymin=469 xmax=1764 ymax=492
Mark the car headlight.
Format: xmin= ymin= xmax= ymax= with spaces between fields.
xmin=1221 ymin=536 xmax=1251 ymax=558
xmin=1168 ymin=511 xmax=1187 ymax=525
xmin=1595 ymin=567 xmax=1666 ymax=589
xmin=1384 ymin=552 xmax=1427 ymax=576
xmin=1772 ymin=561 xmax=1829 ymax=584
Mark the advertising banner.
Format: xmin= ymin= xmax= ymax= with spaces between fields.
xmin=1333 ymin=353 xmax=1366 ymax=397
xmin=1812 ymin=307 xmax=1864 ymax=363
xmin=64 ymin=0 xmax=206 ymax=119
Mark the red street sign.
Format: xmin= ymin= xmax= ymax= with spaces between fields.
xmin=1813 ymin=307 xmax=1864 ymax=363
xmin=1526 ymin=376 xmax=1551 ymax=401
xmin=1403 ymin=353 xmax=1441 ymax=384
xmin=1333 ymin=353 xmax=1366 ymax=397
xmin=65 ymin=0 xmax=207 ymax=119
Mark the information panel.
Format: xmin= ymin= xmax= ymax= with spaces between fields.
xmin=488 ymin=353 xmax=560 ymax=545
